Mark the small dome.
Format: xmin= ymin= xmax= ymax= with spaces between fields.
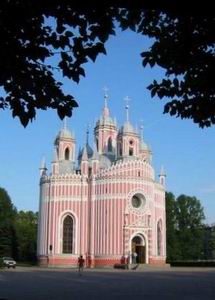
xmin=57 ymin=128 xmax=73 ymax=139
xmin=120 ymin=121 xmax=135 ymax=133
xmin=140 ymin=141 xmax=149 ymax=151
xmin=96 ymin=115 xmax=115 ymax=127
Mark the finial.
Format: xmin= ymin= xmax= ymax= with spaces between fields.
xmin=63 ymin=116 xmax=67 ymax=130
xmin=40 ymin=156 xmax=46 ymax=169
xmin=86 ymin=123 xmax=90 ymax=145
xmin=124 ymin=96 xmax=131 ymax=122
xmin=40 ymin=156 xmax=47 ymax=176
xmin=159 ymin=165 xmax=166 ymax=176
xmin=103 ymin=86 xmax=109 ymax=108
xmin=140 ymin=119 xmax=144 ymax=141
xmin=159 ymin=165 xmax=166 ymax=186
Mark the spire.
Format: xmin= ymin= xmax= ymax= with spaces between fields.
xmin=82 ymin=146 xmax=88 ymax=161
xmin=102 ymin=86 xmax=110 ymax=118
xmin=159 ymin=165 xmax=166 ymax=186
xmin=39 ymin=156 xmax=47 ymax=176
xmin=159 ymin=165 xmax=166 ymax=177
xmin=103 ymin=86 xmax=109 ymax=108
xmin=86 ymin=124 xmax=90 ymax=145
xmin=140 ymin=120 xmax=144 ymax=142
xmin=124 ymin=96 xmax=131 ymax=123
xmin=40 ymin=156 xmax=46 ymax=169
xmin=63 ymin=116 xmax=67 ymax=130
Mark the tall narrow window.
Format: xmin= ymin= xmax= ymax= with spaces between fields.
xmin=107 ymin=137 xmax=112 ymax=152
xmin=118 ymin=142 xmax=122 ymax=156
xmin=63 ymin=215 xmax=73 ymax=253
xmin=157 ymin=220 xmax=162 ymax=256
xmin=129 ymin=147 xmax=133 ymax=156
xmin=65 ymin=148 xmax=70 ymax=160
xmin=96 ymin=138 xmax=99 ymax=151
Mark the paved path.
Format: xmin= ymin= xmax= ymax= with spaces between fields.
xmin=0 ymin=267 xmax=215 ymax=300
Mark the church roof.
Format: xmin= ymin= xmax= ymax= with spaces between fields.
xmin=56 ymin=127 xmax=74 ymax=140
xmin=96 ymin=115 xmax=116 ymax=127
xmin=57 ymin=127 xmax=74 ymax=139
xmin=140 ymin=140 xmax=149 ymax=151
xmin=99 ymin=154 xmax=112 ymax=169
xmin=78 ymin=144 xmax=94 ymax=161
xmin=120 ymin=121 xmax=137 ymax=134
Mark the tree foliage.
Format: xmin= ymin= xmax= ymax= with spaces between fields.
xmin=15 ymin=211 xmax=38 ymax=261
xmin=202 ymin=224 xmax=215 ymax=260
xmin=139 ymin=10 xmax=215 ymax=128
xmin=0 ymin=2 xmax=117 ymax=126
xmin=0 ymin=3 xmax=214 ymax=127
xmin=165 ymin=192 xmax=180 ymax=261
xmin=166 ymin=192 xmax=206 ymax=261
xmin=176 ymin=195 xmax=205 ymax=260
xmin=0 ymin=186 xmax=37 ymax=262
xmin=0 ymin=187 xmax=17 ymax=257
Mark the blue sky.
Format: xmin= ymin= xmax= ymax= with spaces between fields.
xmin=0 ymin=29 xmax=215 ymax=224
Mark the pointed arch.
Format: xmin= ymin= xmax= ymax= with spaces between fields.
xmin=107 ymin=137 xmax=113 ymax=152
xmin=129 ymin=232 xmax=148 ymax=264
xmin=63 ymin=215 xmax=74 ymax=253
xmin=65 ymin=147 xmax=70 ymax=160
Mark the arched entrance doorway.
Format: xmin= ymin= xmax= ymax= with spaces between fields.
xmin=131 ymin=235 xmax=146 ymax=264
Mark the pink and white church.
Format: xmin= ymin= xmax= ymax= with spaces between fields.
xmin=37 ymin=94 xmax=166 ymax=267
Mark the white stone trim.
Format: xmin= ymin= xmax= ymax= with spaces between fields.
xmin=58 ymin=210 xmax=78 ymax=254
xmin=129 ymin=231 xmax=148 ymax=264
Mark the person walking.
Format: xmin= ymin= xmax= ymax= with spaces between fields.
xmin=78 ymin=255 xmax=85 ymax=276
xmin=133 ymin=252 xmax=137 ymax=264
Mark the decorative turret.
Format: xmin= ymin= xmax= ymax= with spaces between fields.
xmin=159 ymin=165 xmax=166 ymax=187
xmin=117 ymin=97 xmax=139 ymax=158
xmin=51 ymin=147 xmax=59 ymax=174
xmin=94 ymin=88 xmax=117 ymax=157
xmin=139 ymin=123 xmax=152 ymax=162
xmin=51 ymin=118 xmax=76 ymax=174
xmin=39 ymin=157 xmax=47 ymax=177
xmin=81 ymin=127 xmax=93 ymax=175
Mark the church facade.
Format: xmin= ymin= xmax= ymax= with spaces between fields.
xmin=37 ymin=96 xmax=166 ymax=267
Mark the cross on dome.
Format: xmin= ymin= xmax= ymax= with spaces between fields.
xmin=140 ymin=119 xmax=144 ymax=140
xmin=63 ymin=116 xmax=67 ymax=129
xmin=86 ymin=123 xmax=90 ymax=145
xmin=124 ymin=96 xmax=131 ymax=122
xmin=103 ymin=86 xmax=109 ymax=108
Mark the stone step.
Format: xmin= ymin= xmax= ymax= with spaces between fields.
xmin=129 ymin=263 xmax=170 ymax=270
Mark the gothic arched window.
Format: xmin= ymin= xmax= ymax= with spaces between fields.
xmin=63 ymin=215 xmax=73 ymax=253
xmin=107 ymin=137 xmax=113 ymax=152
xmin=65 ymin=147 xmax=70 ymax=160
xmin=157 ymin=220 xmax=162 ymax=256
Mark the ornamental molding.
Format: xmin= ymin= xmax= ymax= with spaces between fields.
xmin=127 ymin=189 xmax=150 ymax=215
xmin=129 ymin=216 xmax=151 ymax=228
